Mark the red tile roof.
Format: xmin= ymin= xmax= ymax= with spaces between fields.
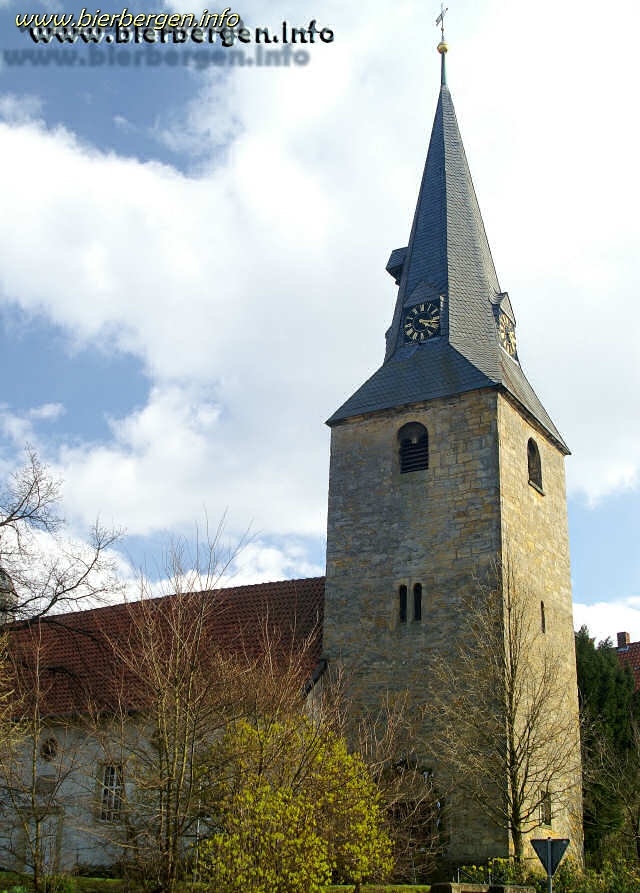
xmin=616 ymin=639 xmax=640 ymax=691
xmin=6 ymin=577 xmax=325 ymax=717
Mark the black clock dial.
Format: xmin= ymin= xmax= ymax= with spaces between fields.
xmin=498 ymin=312 xmax=517 ymax=358
xmin=403 ymin=301 xmax=441 ymax=343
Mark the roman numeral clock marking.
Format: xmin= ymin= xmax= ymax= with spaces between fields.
xmin=403 ymin=301 xmax=441 ymax=343
xmin=498 ymin=311 xmax=518 ymax=359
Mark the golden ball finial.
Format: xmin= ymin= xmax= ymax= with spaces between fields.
xmin=437 ymin=40 xmax=448 ymax=54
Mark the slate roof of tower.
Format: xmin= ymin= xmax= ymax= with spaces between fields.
xmin=6 ymin=577 xmax=325 ymax=717
xmin=328 ymin=63 xmax=568 ymax=454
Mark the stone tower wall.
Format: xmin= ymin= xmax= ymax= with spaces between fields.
xmin=324 ymin=387 xmax=583 ymax=864
xmin=496 ymin=393 xmax=583 ymax=860
xmin=324 ymin=387 xmax=509 ymax=860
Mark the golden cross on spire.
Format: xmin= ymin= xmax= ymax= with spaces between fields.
xmin=435 ymin=3 xmax=448 ymax=41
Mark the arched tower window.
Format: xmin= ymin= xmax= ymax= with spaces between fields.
xmin=399 ymin=586 xmax=407 ymax=624
xmin=540 ymin=600 xmax=546 ymax=634
xmin=527 ymin=438 xmax=543 ymax=491
xmin=413 ymin=583 xmax=422 ymax=622
xmin=398 ymin=422 xmax=429 ymax=474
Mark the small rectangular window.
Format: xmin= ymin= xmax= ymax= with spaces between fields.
xmin=413 ymin=584 xmax=422 ymax=622
xmin=399 ymin=586 xmax=407 ymax=624
xmin=100 ymin=764 xmax=123 ymax=822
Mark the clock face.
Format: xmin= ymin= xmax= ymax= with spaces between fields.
xmin=498 ymin=312 xmax=517 ymax=358
xmin=403 ymin=301 xmax=441 ymax=343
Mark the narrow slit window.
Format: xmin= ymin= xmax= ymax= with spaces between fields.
xmin=398 ymin=422 xmax=429 ymax=474
xmin=540 ymin=600 xmax=546 ymax=634
xmin=527 ymin=438 xmax=543 ymax=491
xmin=399 ymin=586 xmax=407 ymax=624
xmin=539 ymin=790 xmax=552 ymax=826
xmin=413 ymin=583 xmax=422 ymax=622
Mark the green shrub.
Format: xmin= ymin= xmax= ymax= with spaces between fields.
xmin=198 ymin=718 xmax=393 ymax=892
xmin=458 ymin=858 xmax=539 ymax=887
xmin=459 ymin=855 xmax=640 ymax=893
xmin=553 ymin=855 xmax=640 ymax=893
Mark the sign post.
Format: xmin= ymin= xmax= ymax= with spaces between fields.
xmin=531 ymin=837 xmax=570 ymax=893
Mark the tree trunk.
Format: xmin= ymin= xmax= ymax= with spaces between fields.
xmin=512 ymin=827 xmax=524 ymax=863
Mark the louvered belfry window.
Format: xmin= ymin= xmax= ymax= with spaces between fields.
xmin=398 ymin=422 xmax=429 ymax=474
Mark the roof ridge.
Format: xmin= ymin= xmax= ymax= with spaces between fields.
xmin=9 ymin=576 xmax=327 ymax=626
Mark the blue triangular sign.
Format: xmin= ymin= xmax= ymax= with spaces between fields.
xmin=531 ymin=838 xmax=570 ymax=876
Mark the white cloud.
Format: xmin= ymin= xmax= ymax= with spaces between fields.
xmin=226 ymin=541 xmax=324 ymax=587
xmin=0 ymin=402 xmax=65 ymax=446
xmin=113 ymin=115 xmax=135 ymax=133
xmin=0 ymin=0 xmax=639 ymax=582
xmin=55 ymin=383 xmax=327 ymax=540
xmin=0 ymin=94 xmax=43 ymax=124
xmin=0 ymin=408 xmax=33 ymax=446
xmin=29 ymin=403 xmax=65 ymax=421
xmin=574 ymin=599 xmax=640 ymax=647
xmin=113 ymin=533 xmax=323 ymax=601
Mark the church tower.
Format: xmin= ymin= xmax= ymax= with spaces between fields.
xmin=323 ymin=38 xmax=582 ymax=865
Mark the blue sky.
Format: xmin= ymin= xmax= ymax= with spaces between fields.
xmin=1 ymin=0 xmax=639 ymax=641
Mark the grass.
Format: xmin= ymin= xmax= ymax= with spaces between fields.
xmin=324 ymin=884 xmax=431 ymax=893
xmin=74 ymin=881 xmax=125 ymax=893
xmin=0 ymin=874 xmax=431 ymax=893
xmin=0 ymin=876 xmax=126 ymax=893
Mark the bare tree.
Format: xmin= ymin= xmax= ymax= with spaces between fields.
xmin=426 ymin=555 xmax=581 ymax=861
xmin=0 ymin=624 xmax=91 ymax=891
xmin=353 ymin=692 xmax=444 ymax=882
xmin=587 ymin=715 xmax=640 ymax=862
xmin=88 ymin=529 xmax=257 ymax=893
xmin=0 ymin=448 xmax=122 ymax=883
xmin=0 ymin=499 xmax=329 ymax=890
xmin=0 ymin=447 xmax=122 ymax=621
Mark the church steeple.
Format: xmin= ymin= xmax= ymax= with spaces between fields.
xmin=328 ymin=42 xmax=568 ymax=454
xmin=323 ymin=27 xmax=581 ymax=865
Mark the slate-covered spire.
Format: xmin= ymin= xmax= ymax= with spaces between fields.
xmin=328 ymin=41 xmax=568 ymax=454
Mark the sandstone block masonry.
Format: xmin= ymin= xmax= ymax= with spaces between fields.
xmin=323 ymin=386 xmax=582 ymax=863
xmin=497 ymin=394 xmax=583 ymax=857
